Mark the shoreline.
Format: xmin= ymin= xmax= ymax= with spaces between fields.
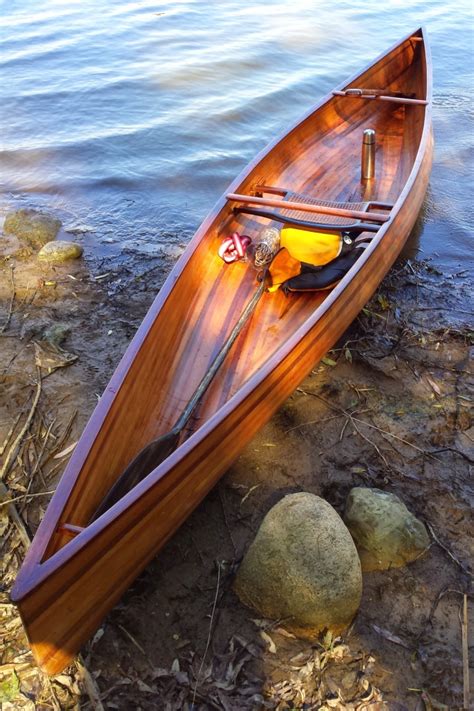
xmin=0 ymin=242 xmax=472 ymax=709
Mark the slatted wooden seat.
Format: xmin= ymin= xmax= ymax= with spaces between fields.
xmin=230 ymin=185 xmax=393 ymax=234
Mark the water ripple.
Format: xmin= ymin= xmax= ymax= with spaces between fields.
xmin=0 ymin=0 xmax=472 ymax=276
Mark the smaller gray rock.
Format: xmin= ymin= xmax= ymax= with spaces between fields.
xmin=38 ymin=240 xmax=83 ymax=263
xmin=4 ymin=209 xmax=62 ymax=248
xmin=344 ymin=487 xmax=430 ymax=571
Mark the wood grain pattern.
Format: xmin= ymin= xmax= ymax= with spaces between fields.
xmin=12 ymin=28 xmax=433 ymax=675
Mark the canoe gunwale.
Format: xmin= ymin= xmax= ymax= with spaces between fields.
xmin=12 ymin=28 xmax=432 ymax=605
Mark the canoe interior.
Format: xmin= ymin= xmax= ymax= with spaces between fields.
xmin=39 ymin=33 xmax=427 ymax=558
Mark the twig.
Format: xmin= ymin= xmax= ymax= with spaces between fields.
xmin=0 ymin=481 xmax=31 ymax=549
xmin=45 ymin=676 xmax=62 ymax=711
xmin=461 ymin=595 xmax=470 ymax=710
xmin=218 ymin=487 xmax=237 ymax=557
xmin=351 ymin=417 xmax=389 ymax=465
xmin=0 ymin=372 xmax=42 ymax=482
xmin=284 ymin=413 xmax=342 ymax=433
xmin=425 ymin=587 xmax=465 ymax=628
xmin=48 ymin=410 xmax=77 ymax=460
xmin=24 ymin=417 xmax=57 ymax=497
xmin=0 ymin=410 xmax=23 ymax=457
xmin=117 ymin=624 xmax=147 ymax=657
xmin=426 ymin=522 xmax=472 ymax=577
xmin=0 ymin=266 xmax=16 ymax=334
xmin=0 ymin=490 xmax=55 ymax=508
xmin=192 ymin=562 xmax=221 ymax=706
xmin=428 ymin=447 xmax=474 ymax=464
xmin=300 ymin=390 xmax=440 ymax=461
xmin=76 ymin=655 xmax=105 ymax=711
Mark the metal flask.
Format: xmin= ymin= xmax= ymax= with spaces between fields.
xmin=361 ymin=128 xmax=376 ymax=180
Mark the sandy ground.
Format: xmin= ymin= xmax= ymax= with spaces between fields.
xmin=0 ymin=234 xmax=472 ymax=710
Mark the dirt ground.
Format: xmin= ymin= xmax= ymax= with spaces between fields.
xmin=0 ymin=233 xmax=472 ymax=710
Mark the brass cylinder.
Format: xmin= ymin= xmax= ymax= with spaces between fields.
xmin=361 ymin=128 xmax=376 ymax=180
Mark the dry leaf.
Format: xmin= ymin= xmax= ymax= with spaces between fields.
xmin=259 ymin=630 xmax=276 ymax=654
xmin=371 ymin=623 xmax=410 ymax=649
xmin=426 ymin=376 xmax=442 ymax=395
xmin=53 ymin=441 xmax=78 ymax=460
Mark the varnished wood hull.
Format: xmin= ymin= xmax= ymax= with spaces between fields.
xmin=12 ymin=28 xmax=433 ymax=674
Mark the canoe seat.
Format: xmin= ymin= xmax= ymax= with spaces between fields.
xmin=233 ymin=186 xmax=393 ymax=234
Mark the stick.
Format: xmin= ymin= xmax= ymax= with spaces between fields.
xmin=426 ymin=523 xmax=472 ymax=577
xmin=219 ymin=487 xmax=237 ymax=557
xmin=117 ymin=624 xmax=147 ymax=657
xmin=192 ymin=562 xmax=221 ymax=706
xmin=0 ymin=411 xmax=23 ymax=457
xmin=0 ymin=482 xmax=31 ymax=549
xmin=0 ymin=490 xmax=55 ymax=508
xmin=462 ymin=594 xmax=470 ymax=710
xmin=76 ymin=655 xmax=105 ymax=711
xmin=24 ymin=418 xmax=57 ymax=496
xmin=302 ymin=390 xmax=441 ymax=461
xmin=226 ymin=193 xmax=390 ymax=223
xmin=0 ymin=266 xmax=16 ymax=334
xmin=0 ymin=373 xmax=42 ymax=482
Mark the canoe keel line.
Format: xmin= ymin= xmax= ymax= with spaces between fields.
xmin=12 ymin=28 xmax=433 ymax=674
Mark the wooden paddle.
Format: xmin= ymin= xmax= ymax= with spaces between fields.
xmin=90 ymin=273 xmax=268 ymax=521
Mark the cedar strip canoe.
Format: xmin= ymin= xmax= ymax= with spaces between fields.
xmin=12 ymin=27 xmax=433 ymax=675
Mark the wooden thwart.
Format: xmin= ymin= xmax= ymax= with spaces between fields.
xmin=333 ymin=90 xmax=428 ymax=106
xmin=226 ymin=193 xmax=391 ymax=223
xmin=58 ymin=523 xmax=85 ymax=537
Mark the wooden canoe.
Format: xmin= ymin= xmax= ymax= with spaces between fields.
xmin=12 ymin=27 xmax=433 ymax=675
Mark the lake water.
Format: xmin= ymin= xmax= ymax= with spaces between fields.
xmin=1 ymin=0 xmax=473 ymax=279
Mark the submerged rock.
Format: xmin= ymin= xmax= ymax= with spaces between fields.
xmin=4 ymin=209 xmax=62 ymax=248
xmin=38 ymin=240 xmax=83 ymax=263
xmin=344 ymin=487 xmax=430 ymax=572
xmin=234 ymin=492 xmax=362 ymax=639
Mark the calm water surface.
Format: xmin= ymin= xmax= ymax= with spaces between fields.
xmin=1 ymin=1 xmax=473 ymax=276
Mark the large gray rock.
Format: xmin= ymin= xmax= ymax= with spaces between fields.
xmin=38 ymin=240 xmax=83 ymax=263
xmin=234 ymin=493 xmax=362 ymax=639
xmin=344 ymin=487 xmax=430 ymax=572
xmin=4 ymin=209 xmax=62 ymax=248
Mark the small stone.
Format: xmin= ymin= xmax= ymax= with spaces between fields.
xmin=234 ymin=492 xmax=362 ymax=639
xmin=38 ymin=240 xmax=83 ymax=263
xmin=344 ymin=487 xmax=430 ymax=572
xmin=4 ymin=209 xmax=62 ymax=248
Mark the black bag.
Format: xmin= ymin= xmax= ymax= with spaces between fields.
xmin=281 ymin=246 xmax=367 ymax=293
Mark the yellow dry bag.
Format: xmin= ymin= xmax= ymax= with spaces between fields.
xmin=280 ymin=226 xmax=342 ymax=266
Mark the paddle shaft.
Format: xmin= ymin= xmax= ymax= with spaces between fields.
xmin=90 ymin=274 xmax=267 ymax=521
xmin=226 ymin=193 xmax=390 ymax=223
xmin=173 ymin=274 xmax=267 ymax=433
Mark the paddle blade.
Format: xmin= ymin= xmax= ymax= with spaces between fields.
xmin=90 ymin=431 xmax=180 ymax=522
